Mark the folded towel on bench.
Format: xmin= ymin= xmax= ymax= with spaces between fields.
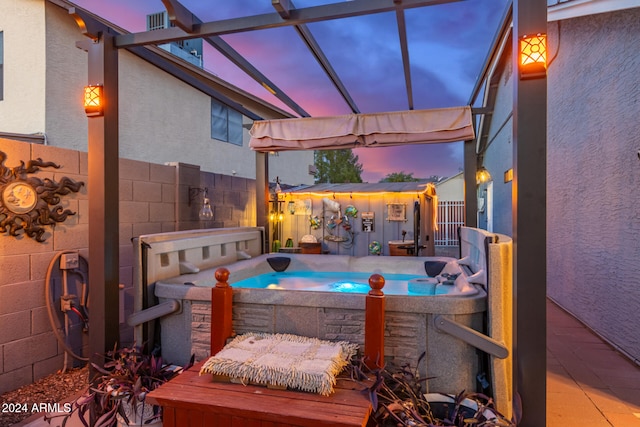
xmin=200 ymin=332 xmax=358 ymax=396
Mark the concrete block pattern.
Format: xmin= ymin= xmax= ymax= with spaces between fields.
xmin=133 ymin=181 xmax=162 ymax=203
xmin=230 ymin=176 xmax=248 ymax=191
xmin=119 ymin=265 xmax=133 ymax=288
xmin=3 ymin=332 xmax=58 ymax=372
xmin=119 ymin=223 xmax=134 ymax=246
xmin=33 ymin=354 xmax=66 ymax=381
xmin=77 ymin=199 xmax=89 ymax=224
xmin=120 ymin=158 xmax=150 ymax=181
xmin=52 ymin=223 xmax=89 ymax=251
xmin=0 ymin=139 xmax=31 ymax=168
xmin=32 ymin=144 xmax=80 ymax=174
xmin=119 ymin=180 xmax=133 ymax=201
xmin=0 ymin=231 xmax=51 ymax=257
xmin=176 ymin=163 xmax=201 ymax=184
xmin=120 ymin=201 xmax=150 ymax=223
xmin=31 ymin=306 xmax=53 ymax=335
xmin=150 ymin=163 xmax=176 ymax=184
xmin=0 ymin=254 xmax=30 ymax=286
xmin=215 ymin=174 xmax=232 ymax=189
xmin=161 ymin=183 xmax=175 ymax=203
xmin=119 ymin=241 xmax=134 ymax=262
xmin=132 ymin=222 xmax=163 ymax=238
xmin=0 ymin=280 xmax=46 ymax=315
xmin=0 ymin=311 xmax=31 ymax=344
xmin=223 ymin=191 xmax=241 ymax=206
xmin=0 ymin=365 xmax=32 ymax=395
xmin=0 ymin=139 xmax=260 ymax=385
xmin=30 ymin=252 xmax=56 ymax=280
xmin=149 ymin=202 xmax=175 ymax=223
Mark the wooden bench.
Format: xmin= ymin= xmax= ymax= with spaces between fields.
xmin=148 ymin=267 xmax=387 ymax=427
xmin=148 ymin=360 xmax=372 ymax=427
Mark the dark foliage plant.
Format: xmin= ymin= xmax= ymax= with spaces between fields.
xmin=46 ymin=344 xmax=193 ymax=427
xmin=348 ymin=355 xmax=518 ymax=427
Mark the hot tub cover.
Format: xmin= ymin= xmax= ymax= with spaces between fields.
xmin=249 ymin=106 xmax=474 ymax=152
xmin=200 ymin=333 xmax=358 ymax=396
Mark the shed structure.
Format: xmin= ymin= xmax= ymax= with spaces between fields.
xmin=275 ymin=182 xmax=437 ymax=257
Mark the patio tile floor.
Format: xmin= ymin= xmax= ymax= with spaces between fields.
xmin=16 ymin=299 xmax=640 ymax=426
xmin=547 ymin=299 xmax=640 ymax=426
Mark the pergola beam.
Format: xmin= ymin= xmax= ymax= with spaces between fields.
xmin=70 ymin=8 xmax=120 ymax=364
xmin=286 ymin=0 xmax=360 ymax=113
xmin=69 ymin=7 xmax=291 ymax=121
xmin=273 ymin=0 xmax=292 ymax=19
xmin=395 ymin=8 xmax=414 ymax=110
xmin=513 ymin=0 xmax=547 ymax=425
xmin=115 ymin=0 xmax=462 ymax=48
xmin=201 ymin=36 xmax=309 ymax=117
xmin=160 ymin=0 xmax=309 ymax=117
xmin=162 ymin=0 xmax=196 ymax=33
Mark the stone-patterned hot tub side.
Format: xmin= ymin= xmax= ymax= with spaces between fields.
xmin=154 ymin=254 xmax=487 ymax=394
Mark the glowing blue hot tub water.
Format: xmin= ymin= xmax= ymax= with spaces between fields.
xmin=230 ymin=271 xmax=438 ymax=296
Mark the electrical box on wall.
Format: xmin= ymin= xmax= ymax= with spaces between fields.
xmin=60 ymin=252 xmax=79 ymax=270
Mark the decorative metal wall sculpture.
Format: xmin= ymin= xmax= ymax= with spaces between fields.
xmin=0 ymin=150 xmax=84 ymax=242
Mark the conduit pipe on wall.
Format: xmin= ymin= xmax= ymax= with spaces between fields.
xmin=45 ymin=250 xmax=90 ymax=365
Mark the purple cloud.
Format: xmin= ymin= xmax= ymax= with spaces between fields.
xmin=71 ymin=0 xmax=507 ymax=182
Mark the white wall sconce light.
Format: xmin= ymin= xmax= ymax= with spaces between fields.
xmin=189 ymin=187 xmax=214 ymax=221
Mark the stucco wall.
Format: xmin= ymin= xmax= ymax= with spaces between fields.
xmin=0 ymin=1 xmax=314 ymax=186
xmin=44 ymin=2 xmax=88 ymax=151
xmin=483 ymin=7 xmax=640 ymax=362
xmin=0 ymin=0 xmax=47 ymax=134
xmin=478 ymin=46 xmax=513 ymax=237
xmin=435 ymin=172 xmax=464 ymax=201
xmin=0 ymin=139 xmax=257 ymax=394
xmin=546 ymin=8 xmax=640 ymax=362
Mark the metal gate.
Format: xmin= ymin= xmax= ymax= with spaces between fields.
xmin=435 ymin=200 xmax=464 ymax=246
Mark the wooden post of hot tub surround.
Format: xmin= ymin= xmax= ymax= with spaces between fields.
xmin=211 ymin=268 xmax=233 ymax=356
xmin=365 ymin=274 xmax=385 ymax=369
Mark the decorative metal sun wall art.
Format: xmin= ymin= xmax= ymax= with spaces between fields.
xmin=0 ymin=150 xmax=84 ymax=242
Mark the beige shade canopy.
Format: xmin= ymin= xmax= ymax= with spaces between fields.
xmin=249 ymin=106 xmax=475 ymax=152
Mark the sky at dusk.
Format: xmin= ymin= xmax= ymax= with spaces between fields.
xmin=72 ymin=0 xmax=509 ymax=182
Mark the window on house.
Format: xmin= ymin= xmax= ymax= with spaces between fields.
xmin=0 ymin=32 xmax=4 ymax=100
xmin=211 ymin=99 xmax=243 ymax=146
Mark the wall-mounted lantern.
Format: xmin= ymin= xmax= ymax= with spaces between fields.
xmin=476 ymin=166 xmax=492 ymax=184
xmin=84 ymin=84 xmax=104 ymax=117
xmin=189 ymin=187 xmax=214 ymax=221
xmin=519 ymin=34 xmax=547 ymax=79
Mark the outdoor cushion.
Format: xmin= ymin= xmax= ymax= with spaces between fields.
xmin=200 ymin=333 xmax=357 ymax=396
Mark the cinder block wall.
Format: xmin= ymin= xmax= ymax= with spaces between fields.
xmin=0 ymin=140 xmax=256 ymax=394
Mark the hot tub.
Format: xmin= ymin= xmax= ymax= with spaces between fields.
xmin=152 ymin=253 xmax=486 ymax=394
xmin=133 ymin=226 xmax=511 ymax=398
